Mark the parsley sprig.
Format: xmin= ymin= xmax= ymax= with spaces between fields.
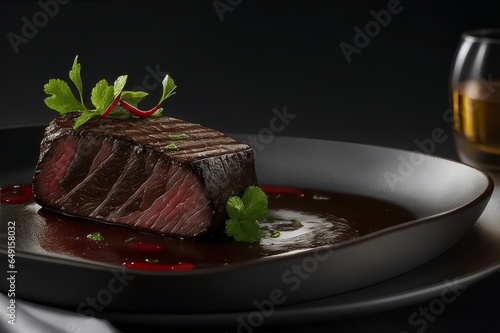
xmin=43 ymin=55 xmax=177 ymax=129
xmin=225 ymin=186 xmax=268 ymax=243
xmin=87 ymin=231 xmax=105 ymax=242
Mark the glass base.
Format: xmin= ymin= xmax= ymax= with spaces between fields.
xmin=454 ymin=132 xmax=500 ymax=171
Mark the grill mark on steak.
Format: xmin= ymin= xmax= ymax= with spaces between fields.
xmin=59 ymin=134 xmax=103 ymax=191
xmin=55 ymin=138 xmax=112 ymax=207
xmin=92 ymin=147 xmax=149 ymax=218
xmin=110 ymin=152 xmax=163 ymax=218
xmin=147 ymin=172 xmax=201 ymax=231
xmin=59 ymin=140 xmax=133 ymax=215
xmin=33 ymin=113 xmax=257 ymax=238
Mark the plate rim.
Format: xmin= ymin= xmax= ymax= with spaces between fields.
xmin=0 ymin=126 xmax=494 ymax=318
xmin=0 ymin=125 xmax=494 ymax=277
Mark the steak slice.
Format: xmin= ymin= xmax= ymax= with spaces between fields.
xmin=33 ymin=113 xmax=257 ymax=238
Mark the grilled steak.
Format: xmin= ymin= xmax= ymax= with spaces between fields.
xmin=33 ymin=113 xmax=257 ymax=238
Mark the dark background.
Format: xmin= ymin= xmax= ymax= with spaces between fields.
xmin=1 ymin=0 xmax=499 ymax=157
xmin=1 ymin=1 xmax=500 ymax=332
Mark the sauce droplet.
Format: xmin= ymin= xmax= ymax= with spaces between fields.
xmin=260 ymin=185 xmax=304 ymax=197
xmin=126 ymin=241 xmax=164 ymax=252
xmin=122 ymin=260 xmax=194 ymax=271
xmin=0 ymin=185 xmax=34 ymax=204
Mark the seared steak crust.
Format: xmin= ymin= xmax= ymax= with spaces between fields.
xmin=33 ymin=113 xmax=257 ymax=238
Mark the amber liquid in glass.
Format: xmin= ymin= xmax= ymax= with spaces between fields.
xmin=453 ymin=79 xmax=500 ymax=169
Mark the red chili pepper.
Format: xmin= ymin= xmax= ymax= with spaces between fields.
xmin=259 ymin=185 xmax=304 ymax=197
xmin=119 ymin=100 xmax=161 ymax=117
xmin=101 ymin=93 xmax=122 ymax=117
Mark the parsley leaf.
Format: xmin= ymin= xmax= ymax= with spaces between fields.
xmin=87 ymin=231 xmax=105 ymax=242
xmin=241 ymin=185 xmax=268 ymax=222
xmin=44 ymin=55 xmax=177 ymax=129
xmin=69 ymin=55 xmax=85 ymax=106
xmin=270 ymin=230 xmax=281 ymax=238
xmin=121 ymin=91 xmax=149 ymax=107
xmin=166 ymin=143 xmax=178 ymax=150
xmin=225 ymin=186 xmax=268 ymax=243
xmin=124 ymin=237 xmax=136 ymax=243
xmin=291 ymin=219 xmax=303 ymax=228
xmin=44 ymin=79 xmax=86 ymax=114
xmin=73 ymin=109 xmax=97 ymax=129
xmin=113 ymin=75 xmax=127 ymax=98
xmin=73 ymin=75 xmax=128 ymax=129
xmin=169 ymin=133 xmax=188 ymax=139
xmin=91 ymin=79 xmax=114 ymax=112
xmin=159 ymin=75 xmax=177 ymax=104
xmin=226 ymin=196 xmax=245 ymax=220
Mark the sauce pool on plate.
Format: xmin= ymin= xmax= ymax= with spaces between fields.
xmin=0 ymin=185 xmax=415 ymax=271
xmin=0 ymin=185 xmax=34 ymax=204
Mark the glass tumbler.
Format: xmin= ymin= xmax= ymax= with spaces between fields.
xmin=451 ymin=29 xmax=500 ymax=170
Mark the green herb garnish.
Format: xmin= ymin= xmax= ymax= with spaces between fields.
xmin=166 ymin=143 xmax=178 ymax=150
xmin=87 ymin=231 xmax=105 ymax=242
xmin=266 ymin=215 xmax=276 ymax=223
xmin=269 ymin=230 xmax=281 ymax=238
xmin=124 ymin=237 xmax=136 ymax=243
xmin=44 ymin=55 xmax=177 ymax=130
xmin=291 ymin=219 xmax=303 ymax=228
xmin=169 ymin=133 xmax=188 ymax=139
xmin=225 ymin=186 xmax=268 ymax=243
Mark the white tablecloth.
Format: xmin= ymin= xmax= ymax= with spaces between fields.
xmin=0 ymin=293 xmax=117 ymax=333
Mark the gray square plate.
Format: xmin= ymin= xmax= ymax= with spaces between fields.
xmin=0 ymin=126 xmax=494 ymax=325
